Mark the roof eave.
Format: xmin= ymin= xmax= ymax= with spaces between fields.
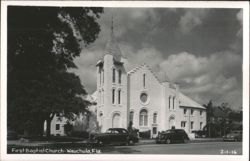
xmin=180 ymin=105 xmax=206 ymax=110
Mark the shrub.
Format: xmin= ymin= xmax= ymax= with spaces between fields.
xmin=139 ymin=130 xmax=151 ymax=139
xmin=70 ymin=131 xmax=89 ymax=139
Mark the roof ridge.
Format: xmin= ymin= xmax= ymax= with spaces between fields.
xmin=127 ymin=64 xmax=144 ymax=74
xmin=143 ymin=64 xmax=161 ymax=83
xmin=128 ymin=63 xmax=161 ymax=84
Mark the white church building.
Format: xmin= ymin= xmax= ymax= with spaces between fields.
xmin=94 ymin=28 xmax=207 ymax=138
xmin=46 ymin=26 xmax=206 ymax=138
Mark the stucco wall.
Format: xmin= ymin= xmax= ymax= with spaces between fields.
xmin=97 ymin=54 xmax=128 ymax=132
xmin=179 ymin=107 xmax=207 ymax=134
xmin=128 ymin=65 xmax=164 ymax=136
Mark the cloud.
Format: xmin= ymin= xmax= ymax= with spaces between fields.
xmin=96 ymin=8 xmax=159 ymax=39
xmin=159 ymin=52 xmax=207 ymax=80
xmin=179 ymin=9 xmax=209 ymax=34
xmin=69 ymin=49 xmax=103 ymax=93
xmin=236 ymin=9 xmax=243 ymax=25
xmin=236 ymin=9 xmax=243 ymax=37
xmin=121 ymin=43 xmax=242 ymax=108
xmin=158 ymin=51 xmax=241 ymax=108
xmin=120 ymin=43 xmax=163 ymax=72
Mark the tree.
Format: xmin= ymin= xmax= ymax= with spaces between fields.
xmin=7 ymin=6 xmax=103 ymax=136
xmin=127 ymin=121 xmax=133 ymax=133
xmin=203 ymin=100 xmax=213 ymax=137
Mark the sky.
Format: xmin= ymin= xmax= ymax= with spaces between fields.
xmin=70 ymin=8 xmax=243 ymax=110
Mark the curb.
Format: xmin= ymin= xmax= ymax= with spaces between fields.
xmin=138 ymin=139 xmax=224 ymax=145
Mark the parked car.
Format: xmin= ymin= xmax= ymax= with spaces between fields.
xmin=156 ymin=129 xmax=189 ymax=144
xmin=90 ymin=128 xmax=139 ymax=146
xmin=7 ymin=130 xmax=19 ymax=140
xmin=191 ymin=130 xmax=206 ymax=138
xmin=223 ymin=130 xmax=242 ymax=142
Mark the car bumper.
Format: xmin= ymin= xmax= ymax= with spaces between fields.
xmin=223 ymin=138 xmax=237 ymax=141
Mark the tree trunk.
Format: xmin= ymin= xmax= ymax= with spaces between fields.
xmin=38 ymin=119 xmax=45 ymax=136
xmin=46 ymin=113 xmax=55 ymax=137
xmin=46 ymin=118 xmax=52 ymax=137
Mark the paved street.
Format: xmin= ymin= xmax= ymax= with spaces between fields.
xmin=100 ymin=142 xmax=242 ymax=155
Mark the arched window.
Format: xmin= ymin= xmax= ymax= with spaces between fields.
xmin=102 ymin=69 xmax=104 ymax=84
xmin=99 ymin=70 xmax=101 ymax=85
xmin=173 ymin=97 xmax=175 ymax=109
xmin=118 ymin=89 xmax=121 ymax=104
xmin=112 ymin=89 xmax=115 ymax=104
xmin=112 ymin=68 xmax=116 ymax=83
xmin=112 ymin=113 xmax=121 ymax=128
xmin=99 ymin=112 xmax=103 ymax=127
xmin=139 ymin=109 xmax=148 ymax=126
xmin=153 ymin=113 xmax=157 ymax=124
xmin=98 ymin=91 xmax=101 ymax=104
xmin=100 ymin=91 xmax=102 ymax=104
xmin=129 ymin=111 xmax=134 ymax=122
xmin=169 ymin=96 xmax=171 ymax=109
xmin=102 ymin=89 xmax=104 ymax=104
xmin=143 ymin=74 xmax=146 ymax=88
xmin=118 ymin=70 xmax=122 ymax=84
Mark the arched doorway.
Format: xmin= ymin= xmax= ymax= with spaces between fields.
xmin=112 ymin=113 xmax=121 ymax=128
xmin=169 ymin=115 xmax=175 ymax=129
xmin=99 ymin=112 xmax=103 ymax=132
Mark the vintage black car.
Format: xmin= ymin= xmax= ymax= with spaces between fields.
xmin=90 ymin=128 xmax=139 ymax=146
xmin=223 ymin=130 xmax=242 ymax=142
xmin=156 ymin=129 xmax=189 ymax=144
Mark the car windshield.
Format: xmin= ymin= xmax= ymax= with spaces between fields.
xmin=165 ymin=130 xmax=174 ymax=134
xmin=120 ymin=129 xmax=128 ymax=134
xmin=160 ymin=134 xmax=166 ymax=139
xmin=232 ymin=131 xmax=241 ymax=134
xmin=106 ymin=129 xmax=112 ymax=133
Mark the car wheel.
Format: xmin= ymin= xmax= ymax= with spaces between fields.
xmin=97 ymin=140 xmax=104 ymax=146
xmin=183 ymin=139 xmax=189 ymax=143
xmin=127 ymin=140 xmax=134 ymax=146
xmin=165 ymin=139 xmax=171 ymax=144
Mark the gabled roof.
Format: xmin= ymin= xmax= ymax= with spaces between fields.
xmin=179 ymin=92 xmax=205 ymax=109
xmin=127 ymin=64 xmax=161 ymax=83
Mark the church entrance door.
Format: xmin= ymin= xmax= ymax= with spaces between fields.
xmin=169 ymin=116 xmax=175 ymax=129
xmin=112 ymin=113 xmax=121 ymax=128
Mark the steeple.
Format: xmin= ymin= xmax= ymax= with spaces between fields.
xmin=104 ymin=16 xmax=123 ymax=62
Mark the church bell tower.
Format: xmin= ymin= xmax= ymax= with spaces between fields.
xmin=96 ymin=18 xmax=128 ymax=132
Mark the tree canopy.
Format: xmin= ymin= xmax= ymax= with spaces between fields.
xmin=7 ymin=6 xmax=103 ymax=136
xmin=203 ymin=101 xmax=242 ymax=137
